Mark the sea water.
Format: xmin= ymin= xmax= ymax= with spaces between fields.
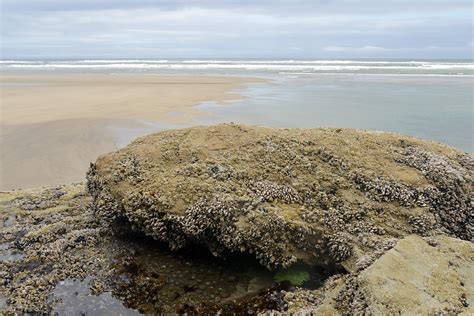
xmin=196 ymin=74 xmax=473 ymax=151
xmin=2 ymin=59 xmax=472 ymax=151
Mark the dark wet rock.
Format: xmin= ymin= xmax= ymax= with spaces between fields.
xmin=0 ymin=296 xmax=6 ymax=309
xmin=1 ymin=215 xmax=15 ymax=228
xmin=0 ymin=243 xmax=24 ymax=262
xmin=87 ymin=124 xmax=472 ymax=271
xmin=184 ymin=285 xmax=289 ymax=314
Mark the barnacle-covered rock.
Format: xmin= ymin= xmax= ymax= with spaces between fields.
xmin=395 ymin=146 xmax=473 ymax=240
xmin=0 ymin=184 xmax=110 ymax=314
xmin=12 ymin=187 xmax=66 ymax=210
xmin=87 ymin=124 xmax=472 ymax=270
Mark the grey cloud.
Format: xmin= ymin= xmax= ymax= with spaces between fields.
xmin=1 ymin=0 xmax=472 ymax=58
xmin=2 ymin=0 xmax=472 ymax=13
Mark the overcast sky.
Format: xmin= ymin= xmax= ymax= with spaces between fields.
xmin=1 ymin=0 xmax=473 ymax=59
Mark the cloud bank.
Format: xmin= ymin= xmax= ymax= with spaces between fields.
xmin=1 ymin=0 xmax=472 ymax=58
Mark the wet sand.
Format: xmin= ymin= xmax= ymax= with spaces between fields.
xmin=0 ymin=74 xmax=263 ymax=190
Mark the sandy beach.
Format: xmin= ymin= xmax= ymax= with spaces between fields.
xmin=0 ymin=74 xmax=263 ymax=190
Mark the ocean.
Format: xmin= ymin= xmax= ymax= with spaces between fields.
xmin=1 ymin=59 xmax=473 ymax=151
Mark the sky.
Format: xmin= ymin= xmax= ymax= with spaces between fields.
xmin=1 ymin=0 xmax=473 ymax=59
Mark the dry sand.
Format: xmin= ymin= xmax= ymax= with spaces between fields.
xmin=0 ymin=74 xmax=263 ymax=190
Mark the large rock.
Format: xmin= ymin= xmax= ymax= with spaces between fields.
xmin=86 ymin=124 xmax=472 ymax=270
xmin=359 ymin=235 xmax=473 ymax=314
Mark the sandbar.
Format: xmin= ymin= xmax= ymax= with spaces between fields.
xmin=0 ymin=74 xmax=264 ymax=190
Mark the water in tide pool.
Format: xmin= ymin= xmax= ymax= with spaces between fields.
xmin=50 ymin=234 xmax=340 ymax=314
xmin=2 ymin=59 xmax=473 ymax=151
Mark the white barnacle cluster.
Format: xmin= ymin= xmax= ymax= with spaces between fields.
xmin=408 ymin=214 xmax=436 ymax=235
xmin=252 ymin=181 xmax=301 ymax=203
xmin=179 ymin=197 xmax=242 ymax=249
xmin=457 ymin=153 xmax=474 ymax=170
xmin=90 ymin=186 xmax=123 ymax=222
xmin=395 ymin=146 xmax=473 ymax=240
xmin=335 ymin=274 xmax=369 ymax=315
xmin=325 ymin=232 xmax=352 ymax=262
xmin=207 ymin=164 xmax=234 ymax=180
xmin=112 ymin=155 xmax=142 ymax=184
xmin=13 ymin=188 xmax=65 ymax=211
xmin=241 ymin=210 xmax=300 ymax=268
xmin=36 ymin=228 xmax=101 ymax=260
xmin=355 ymin=238 xmax=397 ymax=271
xmin=314 ymin=146 xmax=349 ymax=172
xmin=85 ymin=162 xmax=102 ymax=198
xmin=350 ymin=172 xmax=418 ymax=206
xmin=395 ymin=146 xmax=467 ymax=188
xmin=86 ymin=163 xmax=124 ymax=222
xmin=319 ymin=204 xmax=380 ymax=236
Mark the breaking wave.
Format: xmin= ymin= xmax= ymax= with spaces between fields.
xmin=2 ymin=59 xmax=473 ymax=75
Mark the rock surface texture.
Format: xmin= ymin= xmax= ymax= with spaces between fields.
xmin=87 ymin=123 xmax=472 ymax=273
xmin=2 ymin=124 xmax=473 ymax=314
xmin=358 ymin=235 xmax=473 ymax=314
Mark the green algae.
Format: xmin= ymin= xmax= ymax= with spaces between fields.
xmin=274 ymin=266 xmax=310 ymax=286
